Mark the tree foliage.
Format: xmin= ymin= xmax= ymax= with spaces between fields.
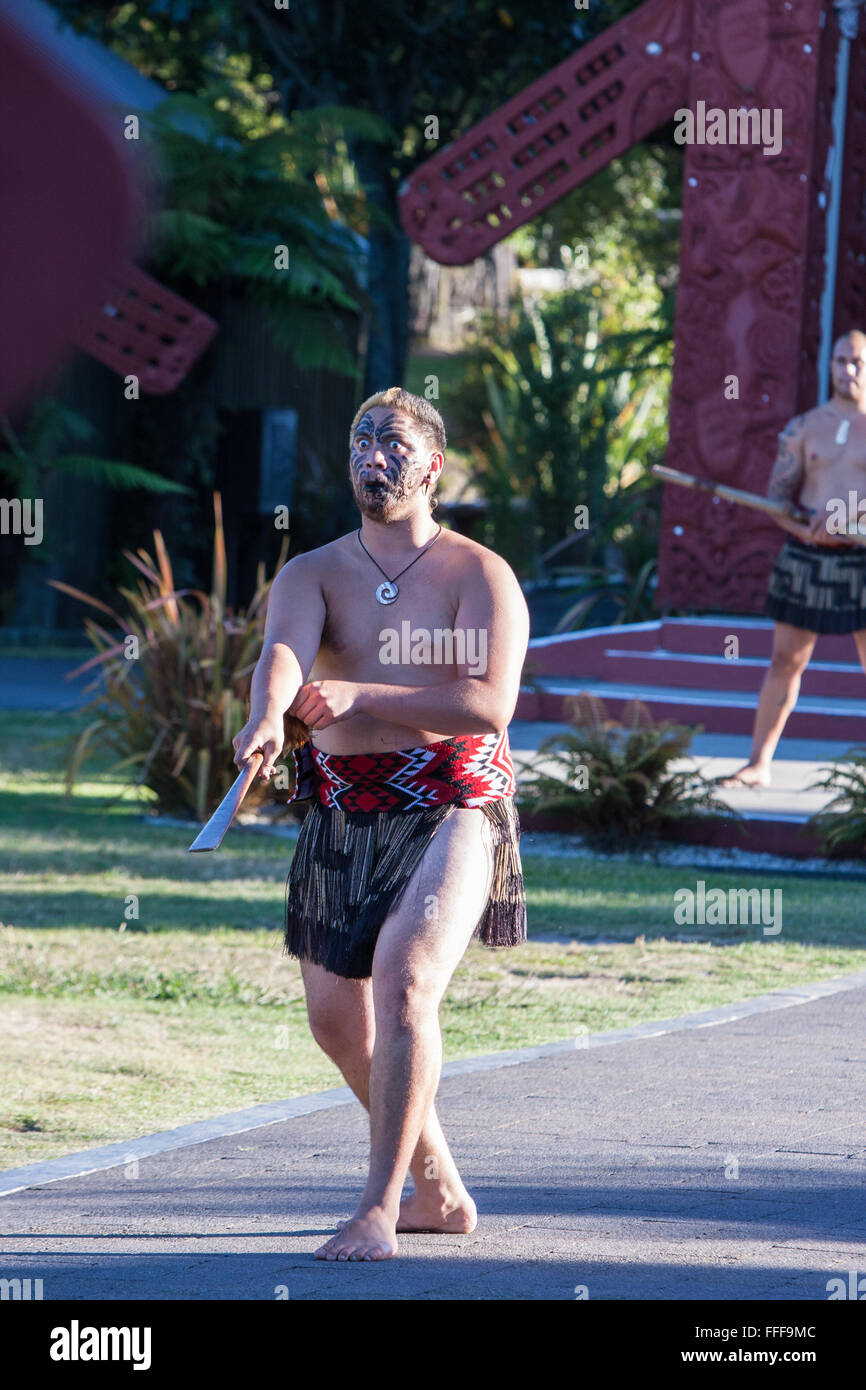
xmin=1 ymin=401 xmax=188 ymax=498
xmin=457 ymin=284 xmax=673 ymax=580
xmin=54 ymin=0 xmax=654 ymax=387
xmin=141 ymin=88 xmax=393 ymax=372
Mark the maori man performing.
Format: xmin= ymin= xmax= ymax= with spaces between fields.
xmin=232 ymin=387 xmax=529 ymax=1260
xmin=722 ymin=331 xmax=866 ymax=788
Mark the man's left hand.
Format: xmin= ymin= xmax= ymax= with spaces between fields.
xmin=289 ymin=680 xmax=364 ymax=729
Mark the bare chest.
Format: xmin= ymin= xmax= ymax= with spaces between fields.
xmin=804 ymin=417 xmax=866 ymax=476
xmin=315 ymin=550 xmax=461 ymax=677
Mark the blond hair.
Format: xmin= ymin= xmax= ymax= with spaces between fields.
xmin=349 ymin=387 xmax=446 ymax=512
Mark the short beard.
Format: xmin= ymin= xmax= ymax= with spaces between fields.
xmin=351 ymin=469 xmax=428 ymax=518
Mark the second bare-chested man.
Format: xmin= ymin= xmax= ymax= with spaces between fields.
xmin=232 ymin=386 xmax=529 ymax=1261
xmin=721 ymin=329 xmax=866 ymax=788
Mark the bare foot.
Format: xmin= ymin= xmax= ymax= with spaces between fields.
xmin=315 ymin=1207 xmax=397 ymax=1261
xmin=715 ymin=764 xmax=771 ymax=789
xmin=336 ymin=1189 xmax=477 ymax=1235
xmin=396 ymin=1190 xmax=477 ymax=1234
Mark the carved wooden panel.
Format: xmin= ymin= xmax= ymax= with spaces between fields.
xmin=657 ymin=0 xmax=827 ymax=610
xmin=397 ymin=0 xmax=691 ymax=266
xmin=71 ymin=263 xmax=218 ymax=396
xmin=796 ymin=0 xmax=836 ymax=415
xmin=401 ymin=0 xmax=862 ymax=612
xmin=832 ymin=14 xmax=866 ymax=367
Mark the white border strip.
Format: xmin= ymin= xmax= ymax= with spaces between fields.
xmin=520 ymin=680 xmax=866 ymax=715
xmin=3 ymin=970 xmax=866 ymax=1199
xmin=664 ymin=615 xmax=776 ymax=630
xmin=604 ymin=649 xmax=858 ymax=674
xmin=528 ymin=620 xmax=659 ymax=648
xmin=526 ymin=616 xmax=785 ymax=650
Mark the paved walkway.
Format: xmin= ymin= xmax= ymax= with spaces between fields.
xmin=2 ymin=975 xmax=864 ymax=1300
xmin=0 ymin=656 xmax=96 ymax=711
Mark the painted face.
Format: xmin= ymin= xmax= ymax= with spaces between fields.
xmin=831 ymin=341 xmax=866 ymax=399
xmin=348 ymin=407 xmax=431 ymax=516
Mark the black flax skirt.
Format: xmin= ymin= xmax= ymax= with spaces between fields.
xmin=284 ymin=798 xmax=526 ymax=980
xmin=764 ymin=538 xmax=866 ymax=634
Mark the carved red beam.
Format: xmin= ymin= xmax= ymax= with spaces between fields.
xmin=398 ymin=0 xmax=691 ymax=266
xmin=400 ymin=0 xmax=842 ymax=612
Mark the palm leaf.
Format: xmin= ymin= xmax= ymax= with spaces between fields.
xmin=55 ymin=456 xmax=190 ymax=494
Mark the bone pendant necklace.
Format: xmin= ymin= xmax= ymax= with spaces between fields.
xmin=357 ymin=525 xmax=443 ymax=604
xmin=832 ymin=404 xmax=852 ymax=445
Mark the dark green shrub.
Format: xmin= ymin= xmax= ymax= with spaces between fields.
xmin=516 ymin=693 xmax=736 ymax=845
xmin=808 ymin=750 xmax=866 ymax=856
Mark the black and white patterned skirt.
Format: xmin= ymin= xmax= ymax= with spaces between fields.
xmin=764 ymin=538 xmax=866 ymax=634
xmin=283 ymin=798 xmax=526 ymax=980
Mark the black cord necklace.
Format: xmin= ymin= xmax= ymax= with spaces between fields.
xmin=357 ymin=524 xmax=443 ymax=605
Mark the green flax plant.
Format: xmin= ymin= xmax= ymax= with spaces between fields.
xmin=48 ymin=493 xmax=308 ymax=819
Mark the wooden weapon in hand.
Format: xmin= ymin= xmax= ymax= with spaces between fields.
xmin=187 ymin=714 xmax=311 ymax=852
xmin=188 ymin=753 xmax=264 ymax=852
xmin=651 ymin=465 xmax=866 ymax=546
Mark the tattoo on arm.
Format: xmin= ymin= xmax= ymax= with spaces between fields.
xmin=767 ymin=416 xmax=804 ymax=504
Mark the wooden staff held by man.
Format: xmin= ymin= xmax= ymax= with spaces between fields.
xmin=719 ymin=329 xmax=866 ymax=787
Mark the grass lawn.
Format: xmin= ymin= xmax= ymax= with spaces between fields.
xmin=1 ymin=711 xmax=864 ymax=1167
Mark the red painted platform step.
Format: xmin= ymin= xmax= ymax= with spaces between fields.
xmin=518 ymin=617 xmax=866 ymax=743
